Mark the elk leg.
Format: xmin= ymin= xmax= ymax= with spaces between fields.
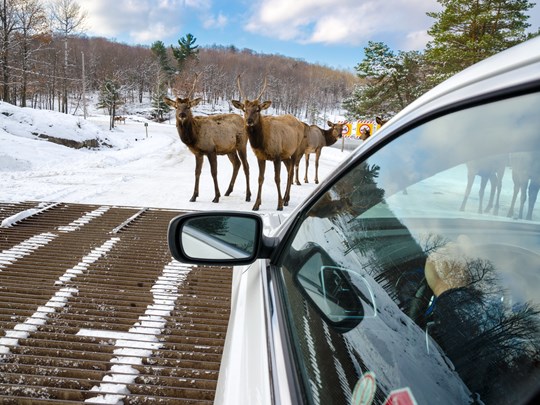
xmin=207 ymin=152 xmax=221 ymax=203
xmin=526 ymin=180 xmax=539 ymax=220
xmin=237 ymin=148 xmax=251 ymax=202
xmin=252 ymin=159 xmax=266 ymax=211
xmin=507 ymin=175 xmax=521 ymax=218
xmin=304 ymin=153 xmax=310 ymax=184
xmin=460 ymin=171 xmax=475 ymax=211
xmin=274 ymin=159 xmax=284 ymax=210
xmin=492 ymin=167 xmax=505 ymax=216
xmin=225 ymin=152 xmax=241 ymax=197
xmin=477 ymin=175 xmax=489 ymax=213
xmin=283 ymin=158 xmax=294 ymax=207
xmin=484 ymin=173 xmax=497 ymax=213
xmin=294 ymin=156 xmax=301 ymax=186
xmin=314 ymin=149 xmax=321 ymax=184
xmin=518 ymin=180 xmax=528 ymax=219
xmin=191 ymin=154 xmax=203 ymax=202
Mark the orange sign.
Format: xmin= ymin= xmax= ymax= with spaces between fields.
xmin=342 ymin=123 xmax=353 ymax=137
xmin=356 ymin=121 xmax=374 ymax=138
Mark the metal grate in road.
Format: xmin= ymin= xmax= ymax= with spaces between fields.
xmin=0 ymin=201 xmax=233 ymax=404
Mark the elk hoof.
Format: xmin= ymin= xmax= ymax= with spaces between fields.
xmin=189 ymin=196 xmax=197 ymax=202
xmin=315 ymin=180 xmax=319 ymax=184
xmin=245 ymin=196 xmax=251 ymax=202
xmin=212 ymin=198 xmax=219 ymax=203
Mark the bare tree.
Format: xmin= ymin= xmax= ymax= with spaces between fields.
xmin=0 ymin=0 xmax=19 ymax=102
xmin=49 ymin=0 xmax=86 ymax=113
xmin=14 ymin=0 xmax=48 ymax=107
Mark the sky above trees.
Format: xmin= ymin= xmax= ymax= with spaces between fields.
xmin=75 ymin=0 xmax=540 ymax=71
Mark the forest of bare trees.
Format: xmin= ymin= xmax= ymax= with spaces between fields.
xmin=0 ymin=0 xmax=357 ymax=124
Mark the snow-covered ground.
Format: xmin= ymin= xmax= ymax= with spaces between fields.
xmin=0 ymin=101 xmax=352 ymax=217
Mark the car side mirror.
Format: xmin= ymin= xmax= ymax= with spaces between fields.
xmin=168 ymin=212 xmax=264 ymax=265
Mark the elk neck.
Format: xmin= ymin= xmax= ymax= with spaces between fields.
xmin=176 ymin=116 xmax=198 ymax=147
xmin=323 ymin=127 xmax=339 ymax=146
xmin=245 ymin=119 xmax=265 ymax=150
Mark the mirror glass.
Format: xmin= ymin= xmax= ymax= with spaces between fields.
xmin=181 ymin=216 xmax=258 ymax=260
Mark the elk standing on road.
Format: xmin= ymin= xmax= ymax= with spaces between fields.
xmin=232 ymin=75 xmax=305 ymax=211
xmin=164 ymin=75 xmax=251 ymax=203
xmin=295 ymin=121 xmax=344 ymax=185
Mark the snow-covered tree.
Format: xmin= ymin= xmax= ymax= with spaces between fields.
xmin=426 ymin=0 xmax=537 ymax=82
xmin=343 ymin=41 xmax=430 ymax=120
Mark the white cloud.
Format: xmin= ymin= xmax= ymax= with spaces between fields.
xmin=81 ymin=0 xmax=187 ymax=44
xmin=203 ymin=13 xmax=229 ymax=29
xmin=245 ymin=0 xmax=441 ymax=50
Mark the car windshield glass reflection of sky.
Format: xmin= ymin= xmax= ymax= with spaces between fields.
xmin=368 ymin=94 xmax=540 ymax=220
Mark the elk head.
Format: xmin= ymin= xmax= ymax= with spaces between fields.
xmin=163 ymin=73 xmax=201 ymax=125
xmin=231 ymin=75 xmax=271 ymax=127
xmin=327 ymin=120 xmax=344 ymax=140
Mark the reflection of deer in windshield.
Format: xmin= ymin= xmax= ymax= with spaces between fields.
xmin=507 ymin=151 xmax=540 ymax=220
xmin=460 ymin=155 xmax=506 ymax=215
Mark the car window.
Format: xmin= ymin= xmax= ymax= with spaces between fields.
xmin=277 ymin=91 xmax=540 ymax=404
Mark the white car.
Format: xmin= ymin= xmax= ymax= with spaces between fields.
xmin=168 ymin=36 xmax=540 ymax=405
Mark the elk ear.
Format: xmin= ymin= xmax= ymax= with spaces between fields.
xmin=164 ymin=97 xmax=175 ymax=107
xmin=190 ymin=98 xmax=202 ymax=107
xmin=260 ymin=101 xmax=272 ymax=110
xmin=327 ymin=120 xmax=333 ymax=127
xmin=231 ymin=100 xmax=244 ymax=111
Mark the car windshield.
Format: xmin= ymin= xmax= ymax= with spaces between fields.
xmin=278 ymin=91 xmax=540 ymax=404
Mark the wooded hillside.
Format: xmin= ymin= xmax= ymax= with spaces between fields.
xmin=2 ymin=33 xmax=358 ymax=122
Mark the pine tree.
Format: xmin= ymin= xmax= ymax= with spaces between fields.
xmin=151 ymin=85 xmax=170 ymax=122
xmin=151 ymin=40 xmax=173 ymax=74
xmin=97 ymin=79 xmax=123 ymax=129
xmin=426 ymin=0 xmax=537 ymax=81
xmin=171 ymin=33 xmax=199 ymax=70
xmin=343 ymin=41 xmax=429 ymax=119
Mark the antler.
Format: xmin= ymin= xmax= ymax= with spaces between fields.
xmin=236 ymin=74 xmax=246 ymax=101
xmin=256 ymin=75 xmax=268 ymax=100
xmin=188 ymin=73 xmax=201 ymax=98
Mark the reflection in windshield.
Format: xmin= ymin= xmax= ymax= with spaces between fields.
xmin=280 ymin=93 xmax=540 ymax=404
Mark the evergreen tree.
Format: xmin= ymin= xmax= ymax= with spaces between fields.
xmin=426 ymin=0 xmax=537 ymax=82
xmin=151 ymin=84 xmax=170 ymax=122
xmin=171 ymin=33 xmax=199 ymax=70
xmin=97 ymin=79 xmax=123 ymax=129
xmin=343 ymin=41 xmax=429 ymax=120
xmin=151 ymin=40 xmax=173 ymax=74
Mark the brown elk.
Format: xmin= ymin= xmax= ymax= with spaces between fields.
xmin=460 ymin=155 xmax=506 ymax=215
xmin=232 ymin=75 xmax=305 ymax=211
xmin=294 ymin=121 xmax=344 ymax=185
xmin=507 ymin=151 xmax=540 ymax=220
xmin=114 ymin=116 xmax=126 ymax=124
xmin=164 ymin=74 xmax=251 ymax=203
xmin=359 ymin=125 xmax=371 ymax=141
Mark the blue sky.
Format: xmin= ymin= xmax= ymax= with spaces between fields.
xmin=80 ymin=0 xmax=540 ymax=72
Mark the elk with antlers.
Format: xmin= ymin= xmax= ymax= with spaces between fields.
xmin=164 ymin=74 xmax=251 ymax=203
xmin=294 ymin=121 xmax=344 ymax=185
xmin=232 ymin=75 xmax=305 ymax=211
